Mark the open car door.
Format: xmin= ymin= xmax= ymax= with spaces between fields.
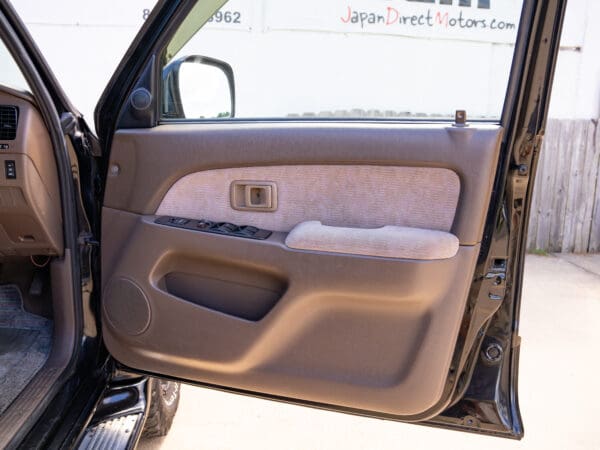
xmin=95 ymin=0 xmax=566 ymax=439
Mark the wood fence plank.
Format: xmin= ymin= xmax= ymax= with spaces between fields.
xmin=575 ymin=120 xmax=600 ymax=252
xmin=571 ymin=121 xmax=591 ymax=252
xmin=535 ymin=120 xmax=560 ymax=251
xmin=562 ymin=120 xmax=587 ymax=252
xmin=589 ymin=120 xmax=600 ymax=252
xmin=527 ymin=122 xmax=546 ymax=250
xmin=548 ymin=120 xmax=571 ymax=252
xmin=525 ymin=119 xmax=599 ymax=253
xmin=538 ymin=120 xmax=559 ymax=251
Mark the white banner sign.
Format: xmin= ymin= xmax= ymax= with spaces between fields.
xmin=265 ymin=0 xmax=522 ymax=44
xmin=16 ymin=0 xmax=522 ymax=43
xmin=204 ymin=0 xmax=253 ymax=31
xmin=14 ymin=1 xmax=154 ymax=27
xmin=15 ymin=0 xmax=252 ymax=31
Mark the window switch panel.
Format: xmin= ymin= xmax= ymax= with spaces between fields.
xmin=155 ymin=216 xmax=272 ymax=240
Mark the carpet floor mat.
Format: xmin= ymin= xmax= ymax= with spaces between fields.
xmin=0 ymin=284 xmax=52 ymax=415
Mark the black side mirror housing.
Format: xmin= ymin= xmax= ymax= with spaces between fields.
xmin=162 ymin=55 xmax=235 ymax=119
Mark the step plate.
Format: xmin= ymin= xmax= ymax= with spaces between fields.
xmin=77 ymin=414 xmax=142 ymax=450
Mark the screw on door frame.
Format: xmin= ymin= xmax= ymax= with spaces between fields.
xmin=518 ymin=164 xmax=529 ymax=175
xmin=463 ymin=415 xmax=480 ymax=427
xmin=483 ymin=342 xmax=503 ymax=363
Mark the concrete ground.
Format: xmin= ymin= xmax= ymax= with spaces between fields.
xmin=138 ymin=254 xmax=600 ymax=450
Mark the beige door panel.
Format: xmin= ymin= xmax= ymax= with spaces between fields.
xmin=102 ymin=209 xmax=479 ymax=417
xmin=102 ymin=122 xmax=502 ymax=420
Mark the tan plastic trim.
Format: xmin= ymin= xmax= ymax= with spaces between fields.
xmin=230 ymin=180 xmax=278 ymax=212
xmin=102 ymin=209 xmax=479 ymax=418
xmin=0 ymin=88 xmax=63 ymax=257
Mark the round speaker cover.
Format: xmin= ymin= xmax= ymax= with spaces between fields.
xmin=130 ymin=88 xmax=152 ymax=110
xmin=103 ymin=278 xmax=151 ymax=336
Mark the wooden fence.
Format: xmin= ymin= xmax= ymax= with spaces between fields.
xmin=527 ymin=118 xmax=600 ymax=253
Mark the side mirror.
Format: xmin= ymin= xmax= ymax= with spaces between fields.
xmin=162 ymin=55 xmax=235 ymax=119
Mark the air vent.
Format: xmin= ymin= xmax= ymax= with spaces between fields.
xmin=0 ymin=106 xmax=18 ymax=141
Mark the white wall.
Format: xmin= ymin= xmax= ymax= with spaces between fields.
xmin=548 ymin=0 xmax=600 ymax=119
xmin=11 ymin=0 xmax=153 ymax=124
xmin=9 ymin=0 xmax=600 ymax=124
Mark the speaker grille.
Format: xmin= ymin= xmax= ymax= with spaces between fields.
xmin=103 ymin=278 xmax=151 ymax=336
xmin=0 ymin=106 xmax=18 ymax=141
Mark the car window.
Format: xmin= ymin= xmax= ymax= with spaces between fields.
xmin=0 ymin=38 xmax=30 ymax=93
xmin=160 ymin=0 xmax=524 ymax=121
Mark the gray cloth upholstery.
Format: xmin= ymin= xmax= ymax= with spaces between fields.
xmin=285 ymin=221 xmax=459 ymax=260
xmin=157 ymin=165 xmax=460 ymax=232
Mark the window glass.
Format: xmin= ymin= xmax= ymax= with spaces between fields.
xmin=161 ymin=0 xmax=524 ymax=120
xmin=0 ymin=39 xmax=30 ymax=93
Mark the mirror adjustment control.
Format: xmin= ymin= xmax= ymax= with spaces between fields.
xmin=155 ymin=216 xmax=271 ymax=240
xmin=4 ymin=160 xmax=16 ymax=179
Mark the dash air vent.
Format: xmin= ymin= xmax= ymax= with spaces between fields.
xmin=0 ymin=106 xmax=18 ymax=141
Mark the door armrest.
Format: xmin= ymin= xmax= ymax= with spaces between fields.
xmin=285 ymin=221 xmax=459 ymax=260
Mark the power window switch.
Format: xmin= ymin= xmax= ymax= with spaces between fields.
xmin=196 ymin=220 xmax=212 ymax=229
xmin=239 ymin=226 xmax=259 ymax=236
xmin=168 ymin=217 xmax=189 ymax=226
xmin=5 ymin=160 xmax=16 ymax=179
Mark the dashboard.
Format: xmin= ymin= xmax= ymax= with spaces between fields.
xmin=0 ymin=86 xmax=63 ymax=258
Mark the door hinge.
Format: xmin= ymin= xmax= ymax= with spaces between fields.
xmin=484 ymin=269 xmax=506 ymax=301
xmin=514 ymin=131 xmax=544 ymax=168
xmin=61 ymin=112 xmax=101 ymax=157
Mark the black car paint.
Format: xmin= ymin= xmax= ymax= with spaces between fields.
xmin=0 ymin=0 xmax=567 ymax=446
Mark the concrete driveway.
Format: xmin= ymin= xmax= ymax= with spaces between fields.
xmin=138 ymin=254 xmax=600 ymax=450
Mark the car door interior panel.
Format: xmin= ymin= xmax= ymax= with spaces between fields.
xmin=0 ymin=0 xmax=568 ymax=442
xmin=101 ymin=122 xmax=501 ymax=419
